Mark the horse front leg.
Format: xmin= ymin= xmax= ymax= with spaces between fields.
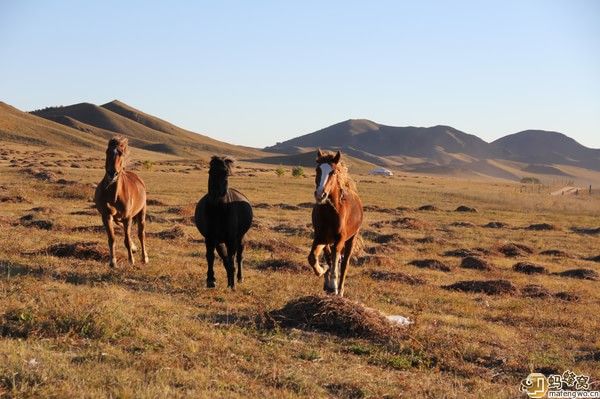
xmin=102 ymin=214 xmax=117 ymax=268
xmin=123 ymin=217 xmax=134 ymax=265
xmin=308 ymin=241 xmax=327 ymax=276
xmin=236 ymin=238 xmax=244 ymax=283
xmin=324 ymin=240 xmax=345 ymax=295
xmin=219 ymin=242 xmax=235 ymax=289
xmin=205 ymin=241 xmax=217 ymax=288
xmin=338 ymin=235 xmax=356 ymax=297
xmin=136 ymin=208 xmax=149 ymax=264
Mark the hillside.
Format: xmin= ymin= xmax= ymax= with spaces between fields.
xmin=266 ymin=119 xmax=600 ymax=181
xmin=31 ymin=101 xmax=265 ymax=159
xmin=492 ymin=130 xmax=600 ymax=171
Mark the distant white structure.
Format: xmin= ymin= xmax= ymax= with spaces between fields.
xmin=369 ymin=167 xmax=393 ymax=176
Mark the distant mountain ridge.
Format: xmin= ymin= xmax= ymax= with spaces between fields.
xmin=264 ymin=119 xmax=600 ymax=173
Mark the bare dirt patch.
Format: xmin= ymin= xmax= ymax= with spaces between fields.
xmin=449 ymin=222 xmax=476 ymax=228
xmin=443 ymin=280 xmax=517 ymax=295
xmin=409 ymin=259 xmax=452 ymax=272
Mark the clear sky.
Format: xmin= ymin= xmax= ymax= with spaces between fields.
xmin=1 ymin=0 xmax=599 ymax=148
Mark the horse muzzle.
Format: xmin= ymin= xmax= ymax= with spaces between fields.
xmin=314 ymin=190 xmax=329 ymax=204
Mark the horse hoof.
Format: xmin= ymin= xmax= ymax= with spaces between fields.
xmin=109 ymin=261 xmax=117 ymax=268
xmin=206 ymin=280 xmax=216 ymax=288
xmin=142 ymin=256 xmax=149 ymax=264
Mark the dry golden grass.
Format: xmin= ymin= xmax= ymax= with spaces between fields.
xmin=0 ymin=142 xmax=599 ymax=398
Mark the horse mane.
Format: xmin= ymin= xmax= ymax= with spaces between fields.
xmin=210 ymin=155 xmax=235 ymax=175
xmin=316 ymin=151 xmax=357 ymax=194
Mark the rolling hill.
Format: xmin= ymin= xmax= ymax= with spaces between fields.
xmin=30 ymin=101 xmax=265 ymax=159
xmin=265 ymin=119 xmax=600 ymax=180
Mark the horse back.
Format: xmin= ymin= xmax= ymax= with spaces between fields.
xmin=194 ymin=189 xmax=253 ymax=241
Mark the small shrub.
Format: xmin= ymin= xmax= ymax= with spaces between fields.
xmin=521 ymin=176 xmax=541 ymax=184
xmin=291 ymin=166 xmax=304 ymax=178
xmin=142 ymin=160 xmax=154 ymax=171
xmin=275 ymin=167 xmax=285 ymax=177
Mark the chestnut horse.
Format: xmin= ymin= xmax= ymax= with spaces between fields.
xmin=94 ymin=137 xmax=148 ymax=267
xmin=194 ymin=156 xmax=253 ymax=289
xmin=308 ymin=149 xmax=363 ymax=296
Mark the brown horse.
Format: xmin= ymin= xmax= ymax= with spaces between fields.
xmin=94 ymin=137 xmax=148 ymax=267
xmin=308 ymin=149 xmax=363 ymax=296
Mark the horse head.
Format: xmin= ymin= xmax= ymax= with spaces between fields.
xmin=314 ymin=149 xmax=341 ymax=204
xmin=105 ymin=137 xmax=129 ymax=187
xmin=208 ymin=156 xmax=234 ymax=199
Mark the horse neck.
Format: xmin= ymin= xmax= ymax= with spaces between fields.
xmin=208 ymin=175 xmax=228 ymax=201
xmin=327 ymin=179 xmax=343 ymax=209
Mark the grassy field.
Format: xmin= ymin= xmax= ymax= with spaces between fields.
xmin=0 ymin=142 xmax=599 ymax=398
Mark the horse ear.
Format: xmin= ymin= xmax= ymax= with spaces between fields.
xmin=317 ymin=148 xmax=324 ymax=158
xmin=333 ymin=151 xmax=341 ymax=164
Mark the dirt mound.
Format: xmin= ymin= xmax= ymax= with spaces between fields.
xmin=276 ymin=203 xmax=300 ymax=211
xmin=409 ymin=259 xmax=452 ymax=272
xmin=540 ymin=249 xmax=570 ymax=258
xmin=256 ymin=258 xmax=305 ymax=272
xmin=497 ymin=243 xmax=534 ymax=257
xmin=455 ymin=205 xmax=477 ymax=213
xmin=0 ymin=195 xmax=29 ymax=203
xmin=145 ymin=213 xmax=169 ymax=223
xmin=449 ymin=221 xmax=476 ymax=228
xmin=19 ymin=214 xmax=54 ymax=230
xmin=273 ymin=223 xmax=311 ymax=237
xmin=362 ymin=230 xmax=407 ymax=244
xmin=443 ymin=279 xmax=517 ymax=295
xmin=443 ymin=248 xmax=482 ymax=258
xmin=147 ymin=198 xmax=167 ymax=206
xmin=165 ymin=204 xmax=195 ymax=217
xmin=512 ymin=262 xmax=548 ymax=275
xmin=585 ymin=255 xmax=600 ymax=263
xmin=354 ymin=255 xmax=394 ymax=267
xmin=553 ymin=292 xmax=580 ymax=302
xmin=29 ymin=206 xmax=55 ymax=214
xmin=24 ymin=168 xmax=58 ymax=182
xmin=42 ymin=241 xmax=107 ymax=261
xmin=417 ymin=204 xmax=438 ymax=211
xmin=156 ymin=225 xmax=187 ymax=240
xmin=264 ymin=295 xmax=405 ymax=344
xmin=296 ymin=202 xmax=314 ymax=209
xmin=254 ymin=203 xmax=272 ymax=209
xmin=484 ymin=221 xmax=508 ymax=229
xmin=526 ymin=223 xmax=556 ymax=231
xmin=363 ymin=205 xmax=397 ymax=214
xmin=570 ymin=226 xmax=600 ymax=235
xmin=367 ymin=271 xmax=425 ymax=285
xmin=364 ymin=243 xmax=404 ymax=256
xmin=521 ymin=284 xmax=551 ymax=298
xmin=556 ymin=268 xmax=599 ymax=281
xmin=460 ymin=256 xmax=493 ymax=271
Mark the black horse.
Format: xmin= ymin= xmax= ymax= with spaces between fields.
xmin=194 ymin=156 xmax=253 ymax=289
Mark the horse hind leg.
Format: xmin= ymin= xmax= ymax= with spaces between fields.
xmin=338 ymin=235 xmax=357 ymax=297
xmin=102 ymin=214 xmax=117 ymax=268
xmin=122 ymin=217 xmax=135 ymax=265
xmin=217 ymin=243 xmax=235 ymax=289
xmin=205 ymin=241 xmax=217 ymax=288
xmin=136 ymin=209 xmax=148 ymax=263
xmin=236 ymin=238 xmax=244 ymax=283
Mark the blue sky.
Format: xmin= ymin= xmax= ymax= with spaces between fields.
xmin=1 ymin=0 xmax=599 ymax=148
